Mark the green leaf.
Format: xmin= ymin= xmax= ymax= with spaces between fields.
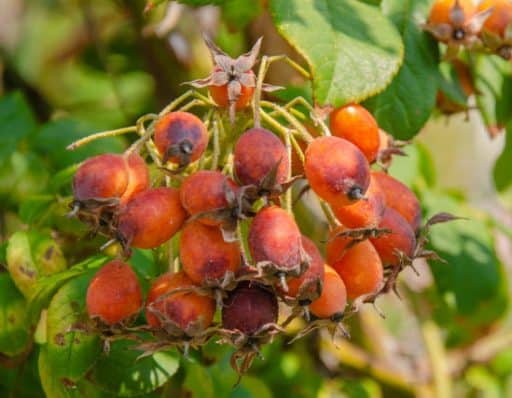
xmin=365 ymin=0 xmax=439 ymax=139
xmin=33 ymin=119 xmax=125 ymax=170
xmin=90 ymin=340 xmax=179 ymax=397
xmin=0 ymin=151 xmax=49 ymax=205
xmin=0 ymin=92 xmax=37 ymax=162
xmin=7 ymin=231 xmax=67 ymax=298
xmin=221 ymin=0 xmax=262 ymax=29
xmin=129 ymin=249 xmax=161 ymax=294
xmin=27 ymin=255 xmax=108 ymax=325
xmin=183 ymin=359 xmax=215 ymax=398
xmin=437 ymin=61 xmax=468 ymax=106
xmin=232 ymin=376 xmax=273 ymax=398
xmin=39 ymin=347 xmax=112 ymax=398
xmin=49 ymin=165 xmax=78 ymax=194
xmin=0 ymin=274 xmax=31 ymax=356
xmin=494 ymin=122 xmax=512 ymax=192
xmin=270 ymin=0 xmax=403 ymax=106
xmin=45 ymin=271 xmax=102 ymax=382
xmin=473 ymin=55 xmax=512 ymax=134
xmin=422 ymin=191 xmax=509 ymax=345
xmin=19 ymin=195 xmax=56 ymax=225
xmin=387 ymin=143 xmax=436 ymax=188
xmin=0 ymin=349 xmax=44 ymax=398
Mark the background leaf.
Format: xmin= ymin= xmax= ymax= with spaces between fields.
xmin=90 ymin=339 xmax=179 ymax=397
xmin=45 ymin=271 xmax=102 ymax=382
xmin=473 ymin=55 xmax=512 ymax=135
xmin=0 ymin=274 xmax=31 ymax=357
xmin=0 ymin=92 xmax=37 ymax=163
xmin=493 ymin=122 xmax=512 ymax=192
xmin=270 ymin=0 xmax=403 ymax=106
xmin=365 ymin=0 xmax=439 ymax=139
xmin=422 ymin=191 xmax=509 ymax=346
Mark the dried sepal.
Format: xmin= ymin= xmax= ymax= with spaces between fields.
xmin=217 ymin=322 xmax=283 ymax=378
xmin=288 ymin=313 xmax=349 ymax=344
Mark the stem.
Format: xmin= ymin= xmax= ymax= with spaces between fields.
xmin=283 ymin=57 xmax=311 ymax=80
xmin=320 ymin=338 xmax=418 ymax=395
xmin=422 ymin=320 xmax=452 ymax=398
xmin=260 ymin=109 xmax=293 ymax=138
xmin=284 ymin=96 xmax=331 ymax=137
xmin=211 ymin=119 xmax=220 ymax=171
xmin=320 ymin=201 xmax=339 ymax=228
xmin=253 ymin=56 xmax=270 ymax=128
xmin=290 ymin=134 xmax=305 ymax=164
xmin=125 ymin=113 xmax=158 ymax=156
xmin=222 ymin=153 xmax=234 ymax=175
xmin=236 ymin=222 xmax=249 ymax=266
xmin=178 ymin=99 xmax=209 ymax=112
xmin=66 ymin=126 xmax=137 ymax=150
xmin=260 ymin=100 xmax=314 ymax=143
xmin=159 ymin=90 xmax=195 ymax=116
xmin=284 ymin=129 xmax=293 ymax=214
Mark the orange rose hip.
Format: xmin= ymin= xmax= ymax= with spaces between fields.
xmin=310 ymin=265 xmax=347 ymax=319
xmin=305 ymin=136 xmax=370 ymax=206
xmin=331 ymin=240 xmax=383 ymax=300
xmin=329 ymin=104 xmax=380 ymax=163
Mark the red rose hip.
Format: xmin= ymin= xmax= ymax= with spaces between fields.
xmin=372 ymin=171 xmax=421 ymax=231
xmin=222 ymin=283 xmax=278 ymax=335
xmin=118 ymin=187 xmax=187 ymax=249
xmin=370 ymin=207 xmax=416 ymax=266
xmin=180 ymin=221 xmax=241 ymax=285
xmin=332 ymin=174 xmax=385 ymax=228
xmin=180 ymin=170 xmax=239 ymax=226
xmin=145 ymin=272 xmax=215 ymax=333
xmin=86 ymin=260 xmax=142 ymax=325
xmin=286 ymin=236 xmax=325 ymax=302
xmin=248 ymin=206 xmax=303 ymax=275
xmin=154 ymin=111 xmax=208 ymax=166
xmin=234 ymin=128 xmax=289 ymax=186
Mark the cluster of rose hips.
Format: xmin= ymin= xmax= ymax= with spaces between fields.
xmin=69 ymin=37 xmax=448 ymax=375
xmin=424 ymin=0 xmax=512 ymax=60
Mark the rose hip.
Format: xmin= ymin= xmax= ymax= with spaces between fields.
xmin=370 ymin=207 xmax=416 ymax=266
xmin=331 ymin=240 xmax=383 ymax=300
xmin=118 ymin=188 xmax=186 ymax=249
xmin=310 ymin=265 xmax=347 ymax=319
xmin=72 ymin=153 xmax=149 ymax=205
xmin=331 ymin=174 xmax=385 ymax=228
xmin=248 ymin=206 xmax=303 ymax=275
xmin=86 ymin=260 xmax=142 ymax=325
xmin=286 ymin=236 xmax=325 ymax=302
xmin=180 ymin=221 xmax=241 ymax=285
xmin=145 ymin=272 xmax=215 ymax=333
xmin=222 ymin=283 xmax=278 ymax=335
xmin=372 ymin=171 xmax=421 ymax=231
xmin=154 ymin=111 xmax=208 ymax=165
xmin=329 ymin=104 xmax=380 ymax=163
xmin=234 ymin=128 xmax=289 ymax=186
xmin=305 ymin=136 xmax=370 ymax=206
xmin=180 ymin=170 xmax=239 ymax=226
